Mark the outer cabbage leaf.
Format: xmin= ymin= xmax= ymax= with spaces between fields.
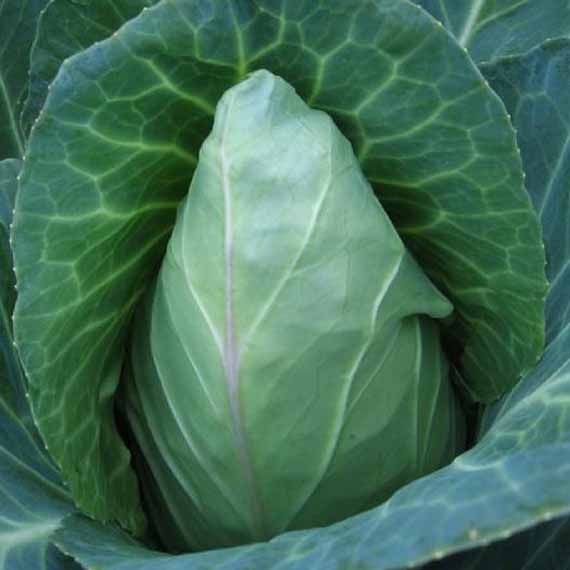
xmin=425 ymin=517 xmax=570 ymax=569
xmin=413 ymin=0 xmax=570 ymax=63
xmin=126 ymin=71 xmax=462 ymax=551
xmin=0 ymin=0 xmax=49 ymax=159
xmin=54 ymin=437 xmax=570 ymax=570
xmin=0 ymin=159 xmax=78 ymax=570
xmin=428 ymin=38 xmax=570 ymax=568
xmin=21 ymin=0 xmax=158 ymax=136
xmin=12 ymin=0 xmax=546 ymax=534
xmin=0 ymin=160 xmax=23 ymax=417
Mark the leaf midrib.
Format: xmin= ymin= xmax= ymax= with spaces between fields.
xmin=219 ymin=90 xmax=265 ymax=541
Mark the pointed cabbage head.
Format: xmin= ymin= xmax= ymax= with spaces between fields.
xmin=125 ymin=70 xmax=465 ymax=552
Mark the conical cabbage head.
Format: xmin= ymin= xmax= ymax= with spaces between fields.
xmin=125 ymin=70 xmax=465 ymax=552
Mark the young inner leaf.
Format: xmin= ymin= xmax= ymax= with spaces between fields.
xmin=125 ymin=70 xmax=465 ymax=551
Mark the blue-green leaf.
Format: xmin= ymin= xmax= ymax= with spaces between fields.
xmin=55 ymin=440 xmax=570 ymax=569
xmin=424 ymin=517 xmax=570 ymax=569
xmin=479 ymin=38 xmax=570 ymax=431
xmin=53 ymin=34 xmax=570 ymax=570
xmin=0 ymin=159 xmax=77 ymax=570
xmin=434 ymin=38 xmax=570 ymax=569
xmin=413 ymin=0 xmax=570 ymax=63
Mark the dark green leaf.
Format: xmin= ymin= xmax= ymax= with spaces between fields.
xmin=413 ymin=0 xmax=570 ymax=63
xmin=480 ymin=39 xmax=570 ymax=430
xmin=21 ymin=0 xmax=157 ymax=136
xmin=437 ymin=38 xmax=570 ymax=569
xmin=12 ymin=1 xmax=547 ymax=534
xmin=0 ymin=0 xmax=49 ymax=159
xmin=55 ymin=439 xmax=570 ymax=569
xmin=0 ymin=159 xmax=77 ymax=570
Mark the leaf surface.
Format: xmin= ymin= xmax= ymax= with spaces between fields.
xmin=436 ymin=39 xmax=570 ymax=567
xmin=0 ymin=0 xmax=49 ymax=159
xmin=0 ymin=159 xmax=78 ymax=570
xmin=425 ymin=517 xmax=570 ymax=569
xmin=55 ymin=439 xmax=570 ymax=570
xmin=126 ymin=70 xmax=461 ymax=550
xmin=479 ymin=38 xmax=570 ymax=433
xmin=413 ymin=0 xmax=570 ymax=63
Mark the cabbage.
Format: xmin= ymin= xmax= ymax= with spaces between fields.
xmin=1 ymin=1 xmax=569 ymax=569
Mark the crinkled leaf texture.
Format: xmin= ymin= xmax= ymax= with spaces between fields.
xmin=53 ymin=25 xmax=570 ymax=570
xmin=11 ymin=0 xmax=546 ymax=537
xmin=0 ymin=159 xmax=78 ymax=570
xmin=125 ymin=70 xmax=462 ymax=552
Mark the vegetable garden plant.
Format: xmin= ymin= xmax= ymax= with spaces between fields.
xmin=1 ymin=0 xmax=569 ymax=568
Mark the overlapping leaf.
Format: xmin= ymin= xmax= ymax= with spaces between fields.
xmin=0 ymin=159 xmax=77 ymax=570
xmin=425 ymin=518 xmax=570 ymax=570
xmin=428 ymin=37 xmax=570 ymax=570
xmin=473 ymin=40 xmax=570 ymax=560
xmin=54 ymin=439 xmax=570 ymax=569
xmin=53 ymin=19 xmax=570 ymax=570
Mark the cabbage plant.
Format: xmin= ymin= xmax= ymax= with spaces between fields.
xmin=0 ymin=1 xmax=569 ymax=569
